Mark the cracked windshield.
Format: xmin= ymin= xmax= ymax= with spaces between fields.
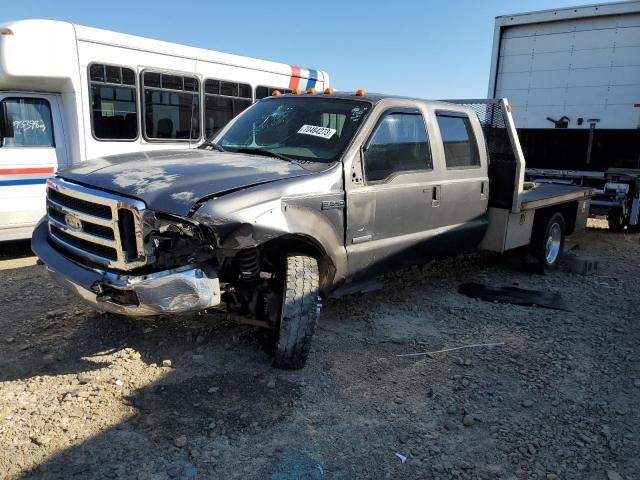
xmin=213 ymin=97 xmax=370 ymax=165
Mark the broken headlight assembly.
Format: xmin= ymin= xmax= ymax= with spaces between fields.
xmin=144 ymin=213 xmax=216 ymax=270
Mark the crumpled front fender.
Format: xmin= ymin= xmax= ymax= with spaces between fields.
xmin=191 ymin=170 xmax=347 ymax=286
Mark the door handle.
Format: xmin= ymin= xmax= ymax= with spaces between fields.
xmin=432 ymin=185 xmax=441 ymax=207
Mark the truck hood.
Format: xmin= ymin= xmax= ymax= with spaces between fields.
xmin=59 ymin=149 xmax=316 ymax=216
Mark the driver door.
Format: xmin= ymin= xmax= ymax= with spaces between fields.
xmin=345 ymin=107 xmax=441 ymax=278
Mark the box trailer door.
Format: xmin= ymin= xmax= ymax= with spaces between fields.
xmin=493 ymin=12 xmax=640 ymax=130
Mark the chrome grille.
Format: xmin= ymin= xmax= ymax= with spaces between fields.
xmin=46 ymin=177 xmax=149 ymax=270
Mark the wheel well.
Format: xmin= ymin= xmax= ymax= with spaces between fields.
xmin=534 ymin=202 xmax=578 ymax=235
xmin=262 ymin=235 xmax=335 ymax=294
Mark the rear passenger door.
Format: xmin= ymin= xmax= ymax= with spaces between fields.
xmin=346 ymin=107 xmax=440 ymax=277
xmin=428 ymin=109 xmax=489 ymax=251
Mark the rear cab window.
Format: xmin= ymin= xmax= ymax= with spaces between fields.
xmin=0 ymin=98 xmax=54 ymax=147
xmin=436 ymin=111 xmax=481 ymax=169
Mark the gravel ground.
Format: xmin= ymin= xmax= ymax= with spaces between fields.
xmin=0 ymin=221 xmax=638 ymax=480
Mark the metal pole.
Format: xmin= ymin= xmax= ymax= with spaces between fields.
xmin=585 ymin=119 xmax=600 ymax=165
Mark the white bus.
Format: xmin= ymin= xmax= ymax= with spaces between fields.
xmin=0 ymin=19 xmax=330 ymax=241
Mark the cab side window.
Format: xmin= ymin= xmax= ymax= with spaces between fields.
xmin=436 ymin=111 xmax=480 ymax=169
xmin=364 ymin=111 xmax=432 ymax=183
xmin=0 ymin=98 xmax=54 ymax=147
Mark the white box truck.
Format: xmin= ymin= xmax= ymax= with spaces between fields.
xmin=488 ymin=1 xmax=640 ymax=231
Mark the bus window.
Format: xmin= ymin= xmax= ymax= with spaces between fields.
xmin=0 ymin=98 xmax=54 ymax=147
xmin=204 ymin=79 xmax=252 ymax=139
xmin=142 ymin=71 xmax=200 ymax=141
xmin=89 ymin=64 xmax=138 ymax=141
xmin=255 ymin=86 xmax=292 ymax=100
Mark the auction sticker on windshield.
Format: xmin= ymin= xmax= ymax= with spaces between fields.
xmin=297 ymin=124 xmax=336 ymax=139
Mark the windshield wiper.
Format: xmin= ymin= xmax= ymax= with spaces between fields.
xmin=234 ymin=148 xmax=296 ymax=163
xmin=199 ymin=141 xmax=225 ymax=152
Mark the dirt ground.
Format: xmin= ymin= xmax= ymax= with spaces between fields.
xmin=0 ymin=221 xmax=638 ymax=480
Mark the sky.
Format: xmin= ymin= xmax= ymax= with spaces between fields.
xmin=1 ymin=0 xmax=619 ymax=98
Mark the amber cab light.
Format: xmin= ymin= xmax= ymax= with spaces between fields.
xmin=355 ymin=89 xmax=365 ymax=96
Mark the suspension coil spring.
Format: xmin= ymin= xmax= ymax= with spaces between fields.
xmin=236 ymin=248 xmax=260 ymax=283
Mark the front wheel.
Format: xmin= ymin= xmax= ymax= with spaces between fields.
xmin=272 ymin=255 xmax=321 ymax=370
xmin=529 ymin=212 xmax=566 ymax=273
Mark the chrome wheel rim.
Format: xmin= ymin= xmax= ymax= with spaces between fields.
xmin=545 ymin=223 xmax=562 ymax=265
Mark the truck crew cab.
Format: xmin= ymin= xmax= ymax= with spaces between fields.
xmin=32 ymin=91 xmax=592 ymax=369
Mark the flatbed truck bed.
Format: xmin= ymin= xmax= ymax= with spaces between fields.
xmin=447 ymin=99 xmax=593 ymax=254
xmin=520 ymin=183 xmax=592 ymax=211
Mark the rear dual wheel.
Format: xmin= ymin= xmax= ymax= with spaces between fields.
xmin=528 ymin=212 xmax=566 ymax=273
xmin=607 ymin=208 xmax=628 ymax=232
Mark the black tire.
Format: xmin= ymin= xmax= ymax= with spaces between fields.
xmin=607 ymin=208 xmax=627 ymax=232
xmin=272 ymin=255 xmax=321 ymax=370
xmin=530 ymin=212 xmax=566 ymax=273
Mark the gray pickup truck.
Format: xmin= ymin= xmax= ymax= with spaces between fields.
xmin=32 ymin=92 xmax=592 ymax=369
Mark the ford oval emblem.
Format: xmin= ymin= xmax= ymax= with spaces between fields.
xmin=64 ymin=213 xmax=82 ymax=230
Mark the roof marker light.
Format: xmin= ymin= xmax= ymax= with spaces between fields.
xmin=355 ymin=89 xmax=365 ymax=96
xmin=324 ymin=88 xmax=333 ymax=94
xmin=271 ymin=89 xmax=281 ymax=96
xmin=291 ymin=88 xmax=299 ymax=94
xmin=0 ymin=28 xmax=14 ymax=36
xmin=306 ymin=88 xmax=315 ymax=94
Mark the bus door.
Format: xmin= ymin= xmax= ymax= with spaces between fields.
xmin=0 ymin=93 xmax=68 ymax=240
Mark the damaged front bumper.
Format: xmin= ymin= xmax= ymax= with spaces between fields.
xmin=31 ymin=220 xmax=221 ymax=316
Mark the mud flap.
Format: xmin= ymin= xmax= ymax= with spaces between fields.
xmin=458 ymin=282 xmax=570 ymax=311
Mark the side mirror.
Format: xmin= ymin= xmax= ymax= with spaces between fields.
xmin=0 ymin=102 xmax=14 ymax=139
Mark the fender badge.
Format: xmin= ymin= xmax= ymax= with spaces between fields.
xmin=321 ymin=200 xmax=345 ymax=210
